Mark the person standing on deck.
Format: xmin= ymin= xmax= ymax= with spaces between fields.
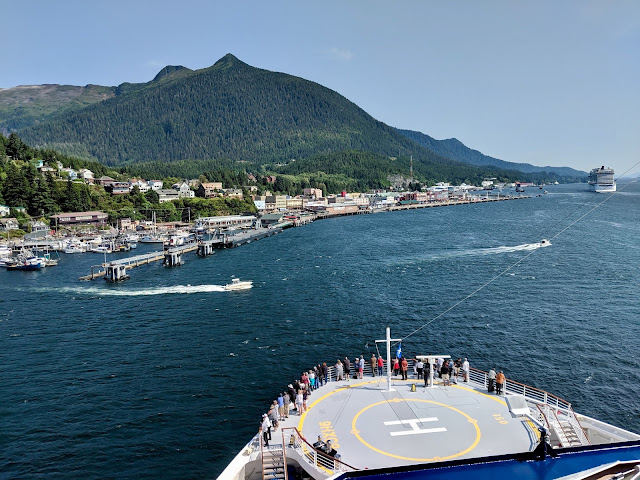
xmin=377 ymin=355 xmax=384 ymax=376
xmin=488 ymin=368 xmax=496 ymax=393
xmin=283 ymin=391 xmax=290 ymax=418
xmin=370 ymin=354 xmax=377 ymax=377
xmin=393 ymin=357 xmax=400 ymax=377
xmin=335 ymin=359 xmax=344 ymax=381
xmin=277 ymin=393 xmax=285 ymax=421
xmin=262 ymin=413 xmax=272 ymax=445
xmin=296 ymin=389 xmax=304 ymax=414
xmin=441 ymin=362 xmax=450 ymax=386
xmin=416 ymin=359 xmax=424 ymax=379
xmin=462 ymin=358 xmax=470 ymax=382
xmin=344 ymin=357 xmax=351 ymax=381
xmin=358 ymin=356 xmax=364 ymax=379
xmin=322 ymin=362 xmax=329 ymax=384
xmin=496 ymin=370 xmax=505 ymax=395
xmin=401 ymin=357 xmax=408 ymax=380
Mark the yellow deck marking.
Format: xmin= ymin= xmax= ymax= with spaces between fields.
xmin=351 ymin=398 xmax=481 ymax=462
xmin=295 ymin=379 xmax=515 ymax=463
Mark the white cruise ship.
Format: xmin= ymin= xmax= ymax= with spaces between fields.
xmin=588 ymin=166 xmax=616 ymax=193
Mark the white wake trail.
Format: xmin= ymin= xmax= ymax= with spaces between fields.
xmin=50 ymin=285 xmax=227 ymax=296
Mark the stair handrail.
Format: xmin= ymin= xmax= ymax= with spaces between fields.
xmin=260 ymin=429 xmax=266 ymax=480
xmin=565 ymin=407 xmax=590 ymax=445
xmin=281 ymin=429 xmax=289 ymax=480
xmin=281 ymin=427 xmax=358 ymax=474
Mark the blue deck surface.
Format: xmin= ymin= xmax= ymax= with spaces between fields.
xmin=337 ymin=442 xmax=640 ymax=480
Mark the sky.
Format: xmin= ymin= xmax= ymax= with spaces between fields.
xmin=1 ymin=0 xmax=639 ymax=175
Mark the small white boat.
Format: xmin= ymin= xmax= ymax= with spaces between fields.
xmin=63 ymin=244 xmax=85 ymax=254
xmin=540 ymin=239 xmax=552 ymax=247
xmin=224 ymin=278 xmax=253 ymax=291
xmin=91 ymin=245 xmax=112 ymax=254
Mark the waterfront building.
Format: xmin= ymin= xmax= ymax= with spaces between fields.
xmin=303 ymin=188 xmax=323 ymax=199
xmin=285 ymin=197 xmax=304 ymax=210
xmin=0 ymin=205 xmax=9 ymax=217
xmin=260 ymin=213 xmax=285 ymax=226
xmin=195 ymin=215 xmax=255 ymax=229
xmin=50 ymin=211 xmax=108 ymax=227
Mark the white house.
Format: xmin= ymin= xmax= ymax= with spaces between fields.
xmin=0 ymin=205 xmax=10 ymax=217
xmin=77 ymin=169 xmax=94 ymax=183
xmin=60 ymin=168 xmax=78 ymax=180
xmin=129 ymin=179 xmax=149 ymax=193
xmin=172 ymin=182 xmax=195 ymax=198
xmin=148 ymin=180 xmax=163 ymax=191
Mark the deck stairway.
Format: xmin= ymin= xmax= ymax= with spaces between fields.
xmin=261 ymin=442 xmax=287 ymax=480
xmin=536 ymin=403 xmax=589 ymax=447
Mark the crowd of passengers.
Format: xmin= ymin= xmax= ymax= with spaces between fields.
xmin=259 ymin=354 xmax=502 ymax=452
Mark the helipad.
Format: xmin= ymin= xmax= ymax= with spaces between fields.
xmin=282 ymin=377 xmax=540 ymax=470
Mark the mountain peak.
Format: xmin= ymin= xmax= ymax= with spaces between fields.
xmin=152 ymin=65 xmax=192 ymax=82
xmin=212 ymin=53 xmax=245 ymax=70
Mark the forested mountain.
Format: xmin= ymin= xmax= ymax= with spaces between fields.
xmin=3 ymin=54 xmax=584 ymax=184
xmin=0 ymin=84 xmax=115 ymax=132
xmin=18 ymin=54 xmax=448 ymax=169
xmin=397 ymin=129 xmax=586 ymax=177
xmin=0 ymin=65 xmax=194 ymax=133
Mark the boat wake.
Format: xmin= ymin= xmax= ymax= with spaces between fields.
xmin=393 ymin=242 xmax=549 ymax=265
xmin=31 ymin=285 xmax=227 ymax=296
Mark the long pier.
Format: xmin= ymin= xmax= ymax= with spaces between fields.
xmin=80 ymin=244 xmax=198 ymax=281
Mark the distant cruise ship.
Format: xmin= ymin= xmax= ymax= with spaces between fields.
xmin=588 ymin=166 xmax=616 ymax=193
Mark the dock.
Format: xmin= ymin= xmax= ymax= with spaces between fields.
xmin=208 ymin=227 xmax=283 ymax=248
xmin=80 ymin=244 xmax=198 ymax=281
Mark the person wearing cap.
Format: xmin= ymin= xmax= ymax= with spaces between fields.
xmin=261 ymin=413 xmax=271 ymax=446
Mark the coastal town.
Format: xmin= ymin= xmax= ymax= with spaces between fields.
xmin=0 ymin=161 xmax=536 ymax=273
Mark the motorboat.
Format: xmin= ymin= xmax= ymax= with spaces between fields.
xmin=224 ymin=278 xmax=253 ymax=291
xmin=5 ymin=255 xmax=46 ymax=270
xmin=90 ymin=245 xmax=112 ymax=254
xmin=539 ymin=239 xmax=551 ymax=247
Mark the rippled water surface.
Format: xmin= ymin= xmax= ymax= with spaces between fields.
xmin=1 ymin=183 xmax=639 ymax=478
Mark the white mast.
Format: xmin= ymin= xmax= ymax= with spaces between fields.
xmin=376 ymin=327 xmax=401 ymax=392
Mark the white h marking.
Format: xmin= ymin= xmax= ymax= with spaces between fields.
xmin=384 ymin=417 xmax=447 ymax=437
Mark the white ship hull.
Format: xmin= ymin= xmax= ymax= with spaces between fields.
xmin=591 ymin=183 xmax=616 ymax=193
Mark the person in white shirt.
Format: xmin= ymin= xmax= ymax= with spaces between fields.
xmin=462 ymin=358 xmax=470 ymax=382
xmin=261 ymin=414 xmax=272 ymax=446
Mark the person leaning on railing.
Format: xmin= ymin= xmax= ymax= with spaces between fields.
xmin=496 ymin=370 xmax=505 ymax=395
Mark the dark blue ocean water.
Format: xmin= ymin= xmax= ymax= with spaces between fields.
xmin=1 ymin=183 xmax=639 ymax=479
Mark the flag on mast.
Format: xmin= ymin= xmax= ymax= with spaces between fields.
xmin=396 ymin=343 xmax=402 ymax=358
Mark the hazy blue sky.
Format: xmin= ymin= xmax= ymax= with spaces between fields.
xmin=2 ymin=1 xmax=639 ymax=174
